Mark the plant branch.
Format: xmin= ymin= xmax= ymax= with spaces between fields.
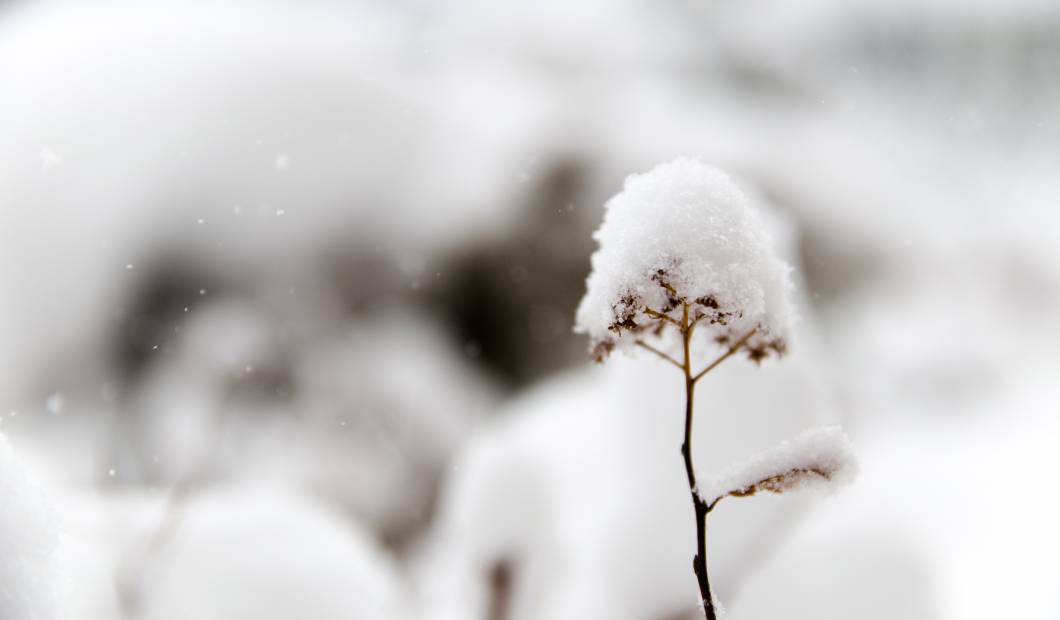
xmin=635 ymin=340 xmax=682 ymax=369
xmin=638 ymin=306 xmax=756 ymax=619
xmin=692 ymin=328 xmax=757 ymax=384
xmin=644 ymin=307 xmax=681 ymax=329
xmin=686 ymin=314 xmax=706 ymax=338
xmin=678 ymin=303 xmax=717 ymax=620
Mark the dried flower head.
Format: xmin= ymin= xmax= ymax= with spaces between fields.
xmin=575 ymin=158 xmax=795 ymax=363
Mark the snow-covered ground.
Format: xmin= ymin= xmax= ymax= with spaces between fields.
xmin=1 ymin=0 xmax=1058 ymax=618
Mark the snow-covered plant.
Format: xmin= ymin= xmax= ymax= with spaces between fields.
xmin=699 ymin=426 xmax=856 ymax=509
xmin=575 ymin=158 xmax=856 ymax=619
xmin=576 ymin=158 xmax=795 ymax=365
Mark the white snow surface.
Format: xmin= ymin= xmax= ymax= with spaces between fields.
xmin=140 ymin=485 xmax=408 ymax=620
xmin=700 ymin=425 xmax=857 ymax=505
xmin=0 ymin=433 xmax=59 ymax=620
xmin=48 ymin=484 xmax=408 ymax=620
xmin=575 ymin=158 xmax=795 ymax=363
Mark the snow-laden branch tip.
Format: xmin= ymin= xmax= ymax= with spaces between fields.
xmin=700 ymin=426 xmax=858 ymax=508
xmin=574 ymin=158 xmax=795 ymax=364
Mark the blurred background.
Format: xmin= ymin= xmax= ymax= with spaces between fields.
xmin=1 ymin=0 xmax=1058 ymax=618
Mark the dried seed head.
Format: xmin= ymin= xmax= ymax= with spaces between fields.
xmin=575 ymin=158 xmax=796 ymax=363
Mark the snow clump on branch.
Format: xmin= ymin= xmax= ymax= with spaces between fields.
xmin=699 ymin=426 xmax=858 ymax=507
xmin=575 ymin=158 xmax=796 ymax=363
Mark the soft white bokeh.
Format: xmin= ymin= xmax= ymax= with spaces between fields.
xmin=0 ymin=0 xmax=1057 ymax=618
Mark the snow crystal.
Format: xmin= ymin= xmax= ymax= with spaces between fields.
xmin=0 ymin=434 xmax=60 ymax=620
xmin=699 ymin=426 xmax=857 ymax=506
xmin=575 ymin=158 xmax=795 ymax=363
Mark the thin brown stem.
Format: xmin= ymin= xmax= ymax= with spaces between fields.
xmin=678 ymin=303 xmax=717 ymax=620
xmin=644 ymin=307 xmax=681 ymax=328
xmin=687 ymin=314 xmax=706 ymax=337
xmin=638 ymin=303 xmax=751 ymax=618
xmin=635 ymin=340 xmax=682 ymax=369
xmin=692 ymin=328 xmax=757 ymax=384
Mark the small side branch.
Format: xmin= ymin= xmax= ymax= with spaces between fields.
xmin=635 ymin=340 xmax=682 ymax=369
xmin=644 ymin=308 xmax=682 ymax=329
xmin=686 ymin=314 xmax=706 ymax=338
xmin=692 ymin=328 xmax=757 ymax=384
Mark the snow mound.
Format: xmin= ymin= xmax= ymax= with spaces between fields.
xmin=139 ymin=486 xmax=407 ymax=620
xmin=575 ymin=158 xmax=795 ymax=364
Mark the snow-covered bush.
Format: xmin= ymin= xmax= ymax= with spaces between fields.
xmin=575 ymin=158 xmax=855 ymax=619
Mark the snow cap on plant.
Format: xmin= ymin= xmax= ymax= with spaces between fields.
xmin=575 ymin=158 xmax=796 ymax=363
xmin=700 ymin=426 xmax=858 ymax=507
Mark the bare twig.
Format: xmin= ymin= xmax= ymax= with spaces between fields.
xmin=644 ymin=307 xmax=681 ymax=329
xmin=691 ymin=328 xmax=757 ymax=384
xmin=686 ymin=314 xmax=706 ymax=338
xmin=635 ymin=340 xmax=682 ymax=369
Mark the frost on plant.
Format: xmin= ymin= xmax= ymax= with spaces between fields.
xmin=575 ymin=157 xmax=796 ymax=364
xmin=575 ymin=158 xmax=855 ymax=620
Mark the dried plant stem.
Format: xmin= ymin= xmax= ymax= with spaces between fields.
xmin=677 ymin=303 xmax=717 ymax=620
xmin=635 ymin=339 xmax=682 ymax=369
xmin=645 ymin=307 xmax=682 ymax=328
xmin=675 ymin=306 xmax=757 ymax=620
xmin=692 ymin=328 xmax=757 ymax=384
